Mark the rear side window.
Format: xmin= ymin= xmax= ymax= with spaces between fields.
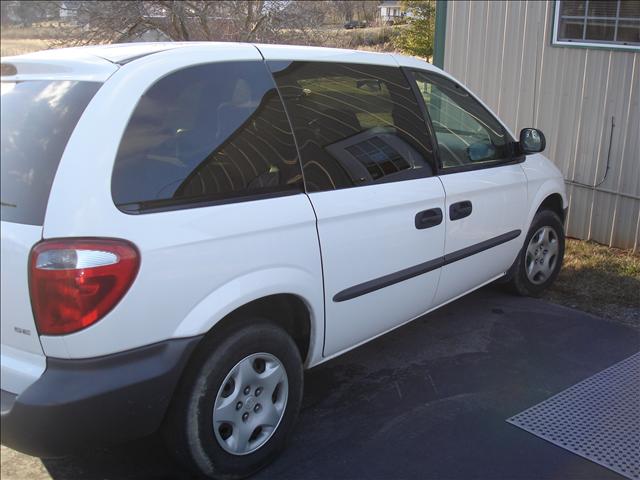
xmin=269 ymin=61 xmax=436 ymax=192
xmin=1 ymin=81 xmax=100 ymax=225
xmin=112 ymin=62 xmax=302 ymax=212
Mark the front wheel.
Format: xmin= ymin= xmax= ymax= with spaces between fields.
xmin=164 ymin=320 xmax=303 ymax=479
xmin=508 ymin=209 xmax=565 ymax=296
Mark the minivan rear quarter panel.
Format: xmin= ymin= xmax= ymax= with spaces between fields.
xmin=40 ymin=45 xmax=325 ymax=362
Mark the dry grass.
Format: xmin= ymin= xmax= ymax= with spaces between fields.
xmin=543 ymin=238 xmax=640 ymax=330
xmin=1 ymin=38 xmax=50 ymax=56
xmin=318 ymin=25 xmax=405 ymax=50
xmin=1 ymin=24 xmax=63 ymax=56
xmin=275 ymin=25 xmax=405 ymax=52
xmin=1 ymin=23 xmax=64 ymax=39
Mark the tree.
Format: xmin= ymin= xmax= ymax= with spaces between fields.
xmin=1 ymin=0 xmax=55 ymax=26
xmin=50 ymin=1 xmax=328 ymax=46
xmin=330 ymin=1 xmax=378 ymax=23
xmin=393 ymin=0 xmax=435 ymax=59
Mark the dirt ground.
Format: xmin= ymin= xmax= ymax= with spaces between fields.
xmin=1 ymin=445 xmax=50 ymax=480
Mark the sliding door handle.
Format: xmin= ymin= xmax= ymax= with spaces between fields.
xmin=415 ymin=208 xmax=443 ymax=229
xmin=450 ymin=200 xmax=472 ymax=220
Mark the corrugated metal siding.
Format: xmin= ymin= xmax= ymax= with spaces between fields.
xmin=444 ymin=0 xmax=640 ymax=251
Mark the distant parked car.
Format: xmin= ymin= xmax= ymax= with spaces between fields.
xmin=344 ymin=19 xmax=367 ymax=29
xmin=1 ymin=42 xmax=566 ymax=479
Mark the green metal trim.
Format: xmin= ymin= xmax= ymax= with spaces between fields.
xmin=433 ymin=0 xmax=447 ymax=68
xmin=550 ymin=0 xmax=639 ymax=53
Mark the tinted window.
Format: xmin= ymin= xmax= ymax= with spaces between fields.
xmin=1 ymin=81 xmax=100 ymax=225
xmin=112 ymin=62 xmax=302 ymax=212
xmin=270 ymin=61 xmax=435 ymax=192
xmin=412 ymin=72 xmax=512 ymax=169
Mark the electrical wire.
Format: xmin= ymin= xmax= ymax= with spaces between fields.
xmin=566 ymin=115 xmax=615 ymax=189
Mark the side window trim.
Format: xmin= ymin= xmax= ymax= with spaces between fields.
xmin=407 ymin=68 xmax=524 ymax=175
xmin=118 ymin=188 xmax=302 ymax=215
xmin=266 ymin=60 xmax=308 ymax=196
xmin=400 ymin=67 xmax=443 ymax=175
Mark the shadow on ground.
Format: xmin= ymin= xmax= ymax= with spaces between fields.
xmin=39 ymin=286 xmax=639 ymax=480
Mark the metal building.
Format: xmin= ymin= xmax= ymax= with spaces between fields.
xmin=435 ymin=0 xmax=639 ymax=250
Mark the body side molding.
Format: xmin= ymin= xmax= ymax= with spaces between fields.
xmin=333 ymin=229 xmax=521 ymax=302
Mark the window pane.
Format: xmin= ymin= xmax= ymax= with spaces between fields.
xmin=560 ymin=0 xmax=586 ymax=16
xmin=1 ymin=81 xmax=100 ymax=225
xmin=412 ymin=72 xmax=510 ymax=169
xmin=112 ymin=62 xmax=302 ymax=211
xmin=617 ymin=20 xmax=640 ymax=43
xmin=270 ymin=62 xmax=435 ymax=192
xmin=619 ymin=1 xmax=640 ymax=19
xmin=587 ymin=0 xmax=618 ymax=17
xmin=556 ymin=0 xmax=640 ymax=46
xmin=558 ymin=17 xmax=586 ymax=40
xmin=585 ymin=18 xmax=616 ymax=40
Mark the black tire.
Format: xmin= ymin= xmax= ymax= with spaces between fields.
xmin=507 ymin=209 xmax=565 ymax=297
xmin=164 ymin=319 xmax=303 ymax=479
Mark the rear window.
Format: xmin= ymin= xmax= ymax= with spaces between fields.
xmin=1 ymin=80 xmax=100 ymax=225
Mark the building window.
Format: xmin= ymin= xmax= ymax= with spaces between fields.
xmin=553 ymin=0 xmax=640 ymax=50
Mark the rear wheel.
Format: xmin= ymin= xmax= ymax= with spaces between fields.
xmin=508 ymin=210 xmax=565 ymax=296
xmin=213 ymin=352 xmax=289 ymax=456
xmin=165 ymin=320 xmax=303 ymax=479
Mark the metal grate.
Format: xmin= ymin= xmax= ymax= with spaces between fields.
xmin=507 ymin=352 xmax=640 ymax=480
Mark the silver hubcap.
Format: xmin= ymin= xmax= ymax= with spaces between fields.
xmin=525 ymin=226 xmax=559 ymax=285
xmin=212 ymin=353 xmax=288 ymax=455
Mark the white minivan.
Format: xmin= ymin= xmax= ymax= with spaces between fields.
xmin=1 ymin=43 xmax=566 ymax=479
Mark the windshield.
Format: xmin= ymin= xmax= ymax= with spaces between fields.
xmin=1 ymin=80 xmax=101 ymax=225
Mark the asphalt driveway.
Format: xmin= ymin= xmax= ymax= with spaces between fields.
xmin=3 ymin=286 xmax=639 ymax=479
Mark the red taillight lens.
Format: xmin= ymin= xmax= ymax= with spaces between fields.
xmin=29 ymin=239 xmax=140 ymax=335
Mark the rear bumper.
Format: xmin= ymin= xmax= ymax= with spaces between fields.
xmin=1 ymin=336 xmax=201 ymax=458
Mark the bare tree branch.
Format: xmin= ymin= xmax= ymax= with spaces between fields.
xmin=42 ymin=1 xmax=362 ymax=48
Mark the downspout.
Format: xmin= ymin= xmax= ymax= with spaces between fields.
xmin=433 ymin=0 xmax=447 ymax=68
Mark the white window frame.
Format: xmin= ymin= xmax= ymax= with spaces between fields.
xmin=552 ymin=0 xmax=640 ymax=51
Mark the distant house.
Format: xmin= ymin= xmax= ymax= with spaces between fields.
xmin=59 ymin=1 xmax=80 ymax=22
xmin=379 ymin=1 xmax=405 ymax=23
xmin=142 ymin=3 xmax=170 ymax=19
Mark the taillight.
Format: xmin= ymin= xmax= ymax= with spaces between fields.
xmin=29 ymin=238 xmax=140 ymax=335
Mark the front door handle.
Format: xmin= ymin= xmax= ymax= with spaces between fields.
xmin=450 ymin=200 xmax=472 ymax=220
xmin=415 ymin=208 xmax=443 ymax=229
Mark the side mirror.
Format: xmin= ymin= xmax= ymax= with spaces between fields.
xmin=519 ymin=128 xmax=546 ymax=154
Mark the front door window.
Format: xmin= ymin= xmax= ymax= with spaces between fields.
xmin=412 ymin=72 xmax=512 ymax=169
